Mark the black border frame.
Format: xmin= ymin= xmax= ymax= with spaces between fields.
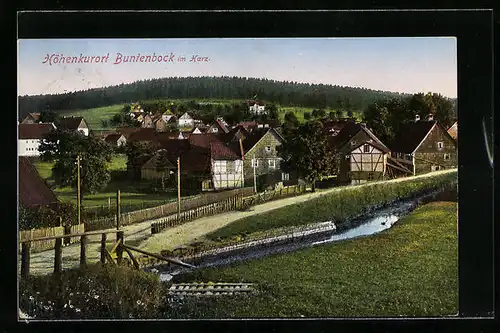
xmin=6 ymin=9 xmax=495 ymax=333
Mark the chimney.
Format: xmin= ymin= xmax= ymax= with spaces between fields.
xmin=427 ymin=113 xmax=434 ymax=121
xmin=415 ymin=114 xmax=421 ymax=122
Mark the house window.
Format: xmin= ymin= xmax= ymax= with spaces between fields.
xmin=431 ymin=165 xmax=440 ymax=172
xmin=282 ymin=172 xmax=290 ymax=181
xmin=363 ymin=144 xmax=370 ymax=153
xmin=345 ymin=155 xmax=350 ymax=160
xmin=351 ymin=140 xmax=357 ymax=146
xmin=437 ymin=142 xmax=444 ymax=149
xmin=368 ymin=172 xmax=374 ymax=180
xmin=444 ymin=153 xmax=451 ymax=160
xmin=251 ymin=159 xmax=259 ymax=167
xmin=212 ymin=127 xmax=218 ymax=133
xmin=265 ymin=146 xmax=271 ymax=153
xmin=268 ymin=159 xmax=276 ymax=169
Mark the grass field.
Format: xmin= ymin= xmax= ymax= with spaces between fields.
xmin=32 ymin=155 xmax=175 ymax=208
xmin=61 ymin=104 xmax=126 ymax=131
xmin=172 ymin=201 xmax=458 ymax=318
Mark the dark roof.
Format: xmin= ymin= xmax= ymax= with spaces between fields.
xmin=116 ymin=127 xmax=142 ymax=138
xmin=18 ymin=123 xmax=55 ymax=139
xmin=158 ymin=139 xmax=191 ymax=156
xmin=104 ymin=134 xmax=125 ymax=143
xmin=209 ymin=140 xmax=242 ymax=160
xmin=127 ymin=128 xmax=157 ymax=142
xmin=180 ymin=146 xmax=211 ymax=173
xmin=58 ymin=117 xmax=86 ymax=131
xmin=142 ymin=150 xmax=177 ymax=170
xmin=211 ymin=119 xmax=230 ymax=133
xmin=22 ymin=113 xmax=41 ymax=122
xmin=389 ymin=121 xmax=436 ymax=153
xmin=240 ymin=128 xmax=268 ymax=152
xmin=327 ymin=122 xmax=390 ymax=153
xmin=188 ymin=133 xmax=227 ymax=149
xmin=18 ymin=157 xmax=59 ymax=208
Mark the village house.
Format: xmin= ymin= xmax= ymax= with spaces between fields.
xmin=188 ymin=134 xmax=244 ymax=191
xmin=21 ymin=113 xmax=41 ymax=124
xmin=140 ymin=113 xmax=155 ymax=129
xmin=177 ymin=112 xmax=195 ymax=128
xmin=447 ymin=121 xmax=458 ymax=141
xmin=18 ymin=123 xmax=57 ymax=156
xmin=140 ymin=149 xmax=177 ymax=180
xmin=389 ymin=115 xmax=458 ymax=175
xmin=104 ymin=133 xmax=127 ymax=147
xmin=19 ymin=156 xmax=59 ymax=209
xmin=247 ymin=100 xmax=266 ymax=115
xmin=239 ymin=128 xmax=285 ymax=189
xmin=328 ymin=122 xmax=391 ymax=185
xmin=154 ymin=114 xmax=177 ymax=132
xmin=57 ymin=116 xmax=90 ymax=136
xmin=207 ymin=118 xmax=230 ymax=134
xmin=191 ymin=126 xmax=208 ymax=134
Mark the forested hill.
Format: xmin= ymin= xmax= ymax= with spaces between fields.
xmin=19 ymin=76 xmax=410 ymax=117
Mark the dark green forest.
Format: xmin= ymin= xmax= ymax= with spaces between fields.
xmin=18 ymin=76 xmax=411 ymax=118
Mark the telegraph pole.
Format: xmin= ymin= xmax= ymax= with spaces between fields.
xmin=177 ymin=156 xmax=181 ymax=219
xmin=253 ymin=158 xmax=257 ymax=193
xmin=77 ymin=155 xmax=81 ymax=225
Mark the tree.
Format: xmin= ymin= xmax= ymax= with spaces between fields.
xmin=335 ymin=110 xmax=343 ymax=119
xmin=155 ymin=150 xmax=174 ymax=191
xmin=347 ymin=110 xmax=354 ymax=118
xmin=303 ymin=112 xmax=311 ymax=120
xmin=278 ymin=121 xmax=336 ymax=188
xmin=266 ymin=104 xmax=279 ymax=120
xmin=39 ymin=110 xmax=60 ymax=123
xmin=125 ymin=141 xmax=157 ymax=180
xmin=39 ymin=130 xmax=114 ymax=204
xmin=312 ymin=109 xmax=326 ymax=119
xmin=328 ymin=111 xmax=337 ymax=120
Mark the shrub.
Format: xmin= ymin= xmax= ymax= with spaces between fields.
xmin=19 ymin=264 xmax=164 ymax=319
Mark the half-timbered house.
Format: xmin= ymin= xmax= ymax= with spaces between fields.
xmin=328 ymin=122 xmax=390 ymax=185
xmin=389 ymin=118 xmax=457 ymax=175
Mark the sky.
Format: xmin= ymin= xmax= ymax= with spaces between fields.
xmin=17 ymin=37 xmax=457 ymax=98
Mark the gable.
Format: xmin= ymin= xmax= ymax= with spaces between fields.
xmin=415 ymin=122 xmax=457 ymax=153
xmin=245 ymin=129 xmax=283 ymax=156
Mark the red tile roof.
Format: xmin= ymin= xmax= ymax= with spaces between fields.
xmin=18 ymin=157 xmax=59 ymax=208
xmin=18 ymin=123 xmax=55 ymax=139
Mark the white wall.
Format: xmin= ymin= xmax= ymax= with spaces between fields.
xmin=350 ymin=145 xmax=385 ymax=172
xmin=18 ymin=139 xmax=41 ymax=156
xmin=212 ymin=159 xmax=244 ymax=190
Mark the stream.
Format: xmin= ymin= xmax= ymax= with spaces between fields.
xmin=150 ymin=185 xmax=457 ymax=282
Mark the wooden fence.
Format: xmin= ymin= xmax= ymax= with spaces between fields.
xmin=19 ymin=229 xmax=193 ymax=278
xmin=85 ymin=187 xmax=255 ymax=232
xmin=151 ymin=195 xmax=243 ymax=234
xmin=19 ymin=224 xmax=86 ymax=253
xmin=150 ymin=185 xmax=308 ymax=235
xmin=239 ymin=184 xmax=307 ymax=210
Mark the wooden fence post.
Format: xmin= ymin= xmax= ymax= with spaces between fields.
xmin=80 ymin=235 xmax=87 ymax=270
xmin=100 ymin=233 xmax=107 ymax=265
xmin=116 ymin=231 xmax=124 ymax=265
xmin=54 ymin=238 xmax=62 ymax=274
xmin=21 ymin=242 xmax=31 ymax=278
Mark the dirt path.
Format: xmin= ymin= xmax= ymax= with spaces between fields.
xmin=23 ymin=169 xmax=455 ymax=275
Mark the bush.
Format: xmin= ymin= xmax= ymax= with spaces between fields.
xmin=18 ymin=202 xmax=76 ymax=231
xmin=19 ymin=264 xmax=164 ymax=319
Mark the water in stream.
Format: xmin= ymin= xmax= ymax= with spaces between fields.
xmin=154 ymin=185 xmax=457 ymax=282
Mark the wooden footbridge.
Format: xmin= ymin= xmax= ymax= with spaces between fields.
xmin=19 ymin=229 xmax=195 ymax=278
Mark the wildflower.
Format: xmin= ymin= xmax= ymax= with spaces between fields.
xmin=64 ymin=304 xmax=68 ymax=308
xmin=69 ymin=293 xmax=73 ymax=296
xmin=28 ymin=296 xmax=34 ymax=301
xmin=69 ymin=304 xmax=74 ymax=309
xmin=75 ymin=308 xmax=81 ymax=313
xmin=136 ymin=300 xmax=141 ymax=305
xmin=93 ymin=295 xmax=99 ymax=299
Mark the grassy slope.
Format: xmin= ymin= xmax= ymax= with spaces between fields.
xmin=208 ymin=172 xmax=457 ymax=241
xmin=59 ymin=99 xmax=365 ymax=130
xmin=32 ymin=155 xmax=174 ymax=208
xmin=173 ymin=201 xmax=458 ymax=318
